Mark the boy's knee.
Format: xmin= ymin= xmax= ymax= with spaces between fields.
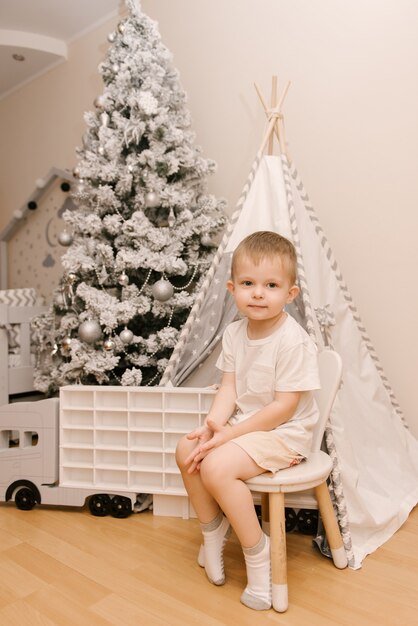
xmin=200 ymin=455 xmax=223 ymax=487
xmin=175 ymin=435 xmax=192 ymax=470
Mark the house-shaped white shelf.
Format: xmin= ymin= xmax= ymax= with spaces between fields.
xmin=0 ymin=167 xmax=75 ymax=295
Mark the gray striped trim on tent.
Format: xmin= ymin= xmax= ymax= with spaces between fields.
xmin=160 ymin=153 xmax=263 ymax=385
xmin=325 ymin=424 xmax=355 ymax=567
xmin=287 ymin=159 xmax=406 ymax=427
xmin=282 ymin=154 xmax=354 ymax=566
xmin=281 ymin=158 xmax=317 ymax=340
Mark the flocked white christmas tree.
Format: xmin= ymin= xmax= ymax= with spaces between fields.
xmin=33 ymin=0 xmax=226 ymax=392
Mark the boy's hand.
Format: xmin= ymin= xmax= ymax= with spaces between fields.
xmin=186 ymin=424 xmax=212 ymax=444
xmin=184 ymin=425 xmax=213 ymax=473
xmin=198 ymin=419 xmax=234 ymax=454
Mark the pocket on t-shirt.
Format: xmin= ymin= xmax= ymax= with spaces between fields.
xmin=247 ymin=363 xmax=275 ymax=402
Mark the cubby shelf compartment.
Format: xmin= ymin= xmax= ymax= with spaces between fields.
xmin=59 ymin=385 xmax=216 ymax=504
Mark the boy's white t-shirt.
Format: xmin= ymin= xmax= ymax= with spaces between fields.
xmin=215 ymin=314 xmax=321 ymax=457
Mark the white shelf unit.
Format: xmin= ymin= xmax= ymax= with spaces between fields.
xmin=59 ymin=385 xmax=216 ymax=502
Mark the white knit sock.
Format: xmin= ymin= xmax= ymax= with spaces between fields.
xmin=240 ymin=533 xmax=271 ymax=611
xmin=197 ymin=544 xmax=205 ymax=567
xmin=201 ymin=512 xmax=231 ymax=585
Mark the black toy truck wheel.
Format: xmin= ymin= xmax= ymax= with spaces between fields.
xmin=110 ymin=495 xmax=132 ymax=518
xmin=88 ymin=493 xmax=112 ymax=516
xmin=296 ymin=508 xmax=319 ymax=535
xmin=285 ymin=507 xmax=298 ymax=532
xmin=14 ymin=486 xmax=37 ymax=510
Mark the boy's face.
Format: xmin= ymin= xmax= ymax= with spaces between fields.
xmin=227 ymin=254 xmax=299 ymax=323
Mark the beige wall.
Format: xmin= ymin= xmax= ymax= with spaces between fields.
xmin=0 ymin=14 xmax=121 ymax=232
xmin=1 ymin=0 xmax=417 ymax=436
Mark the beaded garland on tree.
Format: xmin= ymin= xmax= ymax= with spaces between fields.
xmin=32 ymin=0 xmax=226 ymax=392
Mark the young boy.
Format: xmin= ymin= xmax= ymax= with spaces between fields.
xmin=175 ymin=231 xmax=320 ymax=611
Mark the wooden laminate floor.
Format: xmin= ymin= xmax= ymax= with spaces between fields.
xmin=0 ymin=502 xmax=417 ymax=625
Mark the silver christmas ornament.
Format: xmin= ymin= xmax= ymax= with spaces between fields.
xmin=112 ymin=63 xmax=120 ymax=73
xmin=120 ymin=328 xmax=134 ymax=344
xmin=145 ymin=190 xmax=160 ymax=208
xmin=98 ymin=145 xmax=105 ymax=156
xmin=61 ymin=336 xmax=72 ymax=351
xmin=118 ymin=272 xmax=129 ymax=286
xmin=118 ymin=22 xmax=126 ymax=34
xmin=58 ymin=230 xmax=73 ymax=247
xmin=67 ymin=273 xmax=77 ymax=284
xmin=107 ymin=32 xmax=116 ymax=42
xmin=73 ymin=166 xmax=80 ymax=178
xmin=152 ymin=279 xmax=174 ymax=302
xmin=51 ymin=343 xmax=58 ymax=356
xmin=103 ymin=337 xmax=115 ymax=351
xmin=78 ymin=320 xmax=102 ymax=344
xmin=94 ymin=95 xmax=106 ymax=110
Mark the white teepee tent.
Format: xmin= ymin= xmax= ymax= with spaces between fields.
xmin=161 ymin=79 xmax=418 ymax=569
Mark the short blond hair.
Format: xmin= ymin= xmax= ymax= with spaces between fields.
xmin=231 ymin=231 xmax=298 ymax=285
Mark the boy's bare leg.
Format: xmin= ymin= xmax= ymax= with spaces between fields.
xmin=200 ymin=442 xmax=272 ymax=610
xmin=176 ymin=435 xmax=231 ymax=584
xmin=176 ymin=435 xmax=220 ymax=522
xmin=199 ymin=442 xmax=265 ymax=548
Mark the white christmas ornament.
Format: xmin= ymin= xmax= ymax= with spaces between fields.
xmin=120 ymin=328 xmax=134 ymax=344
xmin=145 ymin=190 xmax=160 ymax=208
xmin=152 ymin=279 xmax=174 ymax=302
xmin=94 ymin=95 xmax=106 ymax=110
xmin=78 ymin=320 xmax=102 ymax=344
xmin=55 ymin=292 xmax=65 ymax=307
xmin=58 ymin=231 xmax=73 ymax=247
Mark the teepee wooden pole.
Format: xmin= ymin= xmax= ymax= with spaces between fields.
xmin=254 ymin=78 xmax=291 ymax=157
xmin=254 ymin=82 xmax=281 ymax=149
xmin=277 ymin=80 xmax=291 ymax=111
xmin=254 ymin=82 xmax=268 ymax=112
xmin=277 ymin=80 xmax=291 ymax=157
xmin=258 ymin=115 xmax=279 ymax=156
xmin=268 ymin=76 xmax=278 ymax=154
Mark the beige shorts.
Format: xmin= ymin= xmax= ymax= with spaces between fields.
xmin=229 ymin=430 xmax=305 ymax=474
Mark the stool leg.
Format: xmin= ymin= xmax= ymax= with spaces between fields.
xmin=261 ymin=492 xmax=270 ymax=535
xmin=314 ymin=481 xmax=348 ymax=569
xmin=269 ymin=491 xmax=288 ymax=612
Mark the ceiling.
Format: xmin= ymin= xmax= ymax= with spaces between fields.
xmin=0 ymin=0 xmax=122 ymax=99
